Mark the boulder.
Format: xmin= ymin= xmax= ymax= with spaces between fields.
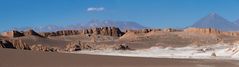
xmin=211 ymin=52 xmax=217 ymax=57
xmin=114 ymin=44 xmax=131 ymax=50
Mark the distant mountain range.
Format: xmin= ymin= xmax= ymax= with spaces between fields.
xmin=85 ymin=20 xmax=146 ymax=31
xmin=8 ymin=13 xmax=239 ymax=32
xmin=10 ymin=20 xmax=146 ymax=32
xmin=189 ymin=13 xmax=239 ymax=32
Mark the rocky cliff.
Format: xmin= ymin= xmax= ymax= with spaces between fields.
xmin=184 ymin=28 xmax=239 ymax=36
xmin=184 ymin=28 xmax=221 ymax=35
xmin=41 ymin=27 xmax=123 ymax=37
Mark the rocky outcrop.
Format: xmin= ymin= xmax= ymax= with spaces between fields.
xmin=114 ymin=44 xmax=131 ymax=50
xmin=82 ymin=27 xmax=123 ymax=37
xmin=0 ymin=40 xmax=15 ymax=48
xmin=40 ymin=30 xmax=81 ymax=37
xmin=30 ymin=44 xmax=60 ymax=52
xmin=65 ymin=41 xmax=93 ymax=51
xmin=98 ymin=27 xmax=123 ymax=37
xmin=1 ymin=30 xmax=24 ymax=38
xmin=184 ymin=28 xmax=221 ymax=35
xmin=64 ymin=41 xmax=132 ymax=52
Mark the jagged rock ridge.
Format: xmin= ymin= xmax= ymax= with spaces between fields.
xmin=41 ymin=27 xmax=124 ymax=37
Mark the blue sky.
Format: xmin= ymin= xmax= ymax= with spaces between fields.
xmin=1 ymin=0 xmax=239 ymax=31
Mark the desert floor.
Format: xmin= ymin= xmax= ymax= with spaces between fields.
xmin=0 ymin=48 xmax=239 ymax=67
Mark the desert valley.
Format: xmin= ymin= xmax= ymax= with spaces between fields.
xmin=2 ymin=13 xmax=239 ymax=67
xmin=1 ymin=0 xmax=239 ymax=67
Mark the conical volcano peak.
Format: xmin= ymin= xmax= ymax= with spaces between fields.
xmin=208 ymin=12 xmax=218 ymax=16
xmin=189 ymin=13 xmax=239 ymax=31
xmin=205 ymin=12 xmax=224 ymax=19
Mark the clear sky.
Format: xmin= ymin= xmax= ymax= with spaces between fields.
xmin=1 ymin=0 xmax=239 ymax=31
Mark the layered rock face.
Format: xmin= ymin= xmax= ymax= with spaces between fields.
xmin=92 ymin=27 xmax=123 ymax=37
xmin=184 ymin=28 xmax=221 ymax=35
xmin=41 ymin=27 xmax=123 ymax=37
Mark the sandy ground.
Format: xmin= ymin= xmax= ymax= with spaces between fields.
xmin=0 ymin=48 xmax=239 ymax=67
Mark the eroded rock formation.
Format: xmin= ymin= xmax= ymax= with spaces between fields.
xmin=40 ymin=30 xmax=80 ymax=37
xmin=30 ymin=44 xmax=60 ymax=52
xmin=65 ymin=41 xmax=93 ymax=51
xmin=41 ymin=27 xmax=123 ymax=37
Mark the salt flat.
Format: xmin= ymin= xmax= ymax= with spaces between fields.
xmin=74 ymin=44 xmax=239 ymax=60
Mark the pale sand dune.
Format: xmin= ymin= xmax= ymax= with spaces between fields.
xmin=0 ymin=48 xmax=239 ymax=67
